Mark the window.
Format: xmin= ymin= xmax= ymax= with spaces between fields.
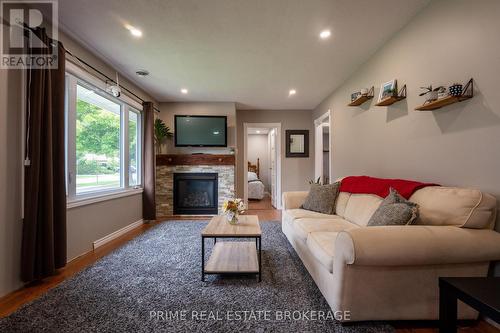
xmin=76 ymin=84 xmax=121 ymax=193
xmin=66 ymin=72 xmax=142 ymax=201
xmin=128 ymin=109 xmax=141 ymax=186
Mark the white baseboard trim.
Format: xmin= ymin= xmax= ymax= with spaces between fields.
xmin=92 ymin=219 xmax=144 ymax=250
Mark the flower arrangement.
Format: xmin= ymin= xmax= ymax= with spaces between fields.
xmin=222 ymin=198 xmax=245 ymax=224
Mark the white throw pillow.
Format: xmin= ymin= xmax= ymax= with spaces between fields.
xmin=248 ymin=172 xmax=258 ymax=181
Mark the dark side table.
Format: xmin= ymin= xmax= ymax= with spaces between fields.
xmin=439 ymin=277 xmax=500 ymax=333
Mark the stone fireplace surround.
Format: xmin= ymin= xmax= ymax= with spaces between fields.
xmin=156 ymin=154 xmax=235 ymax=217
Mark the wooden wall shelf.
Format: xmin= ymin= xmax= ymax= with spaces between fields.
xmin=348 ymin=86 xmax=374 ymax=106
xmin=415 ymin=78 xmax=473 ymax=111
xmin=375 ymin=84 xmax=407 ymax=106
xmin=156 ymin=154 xmax=235 ymax=166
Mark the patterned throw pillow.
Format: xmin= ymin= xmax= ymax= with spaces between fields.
xmin=301 ymin=182 xmax=341 ymax=215
xmin=367 ymin=188 xmax=419 ymax=226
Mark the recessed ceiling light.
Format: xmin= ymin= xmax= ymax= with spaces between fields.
xmin=256 ymin=130 xmax=261 ymax=134
xmin=319 ymin=30 xmax=331 ymax=39
xmin=181 ymin=88 xmax=188 ymax=94
xmin=125 ymin=24 xmax=142 ymax=37
xmin=289 ymin=89 xmax=296 ymax=96
xmin=135 ymin=69 xmax=149 ymax=77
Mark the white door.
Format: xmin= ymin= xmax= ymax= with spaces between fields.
xmin=269 ymin=129 xmax=277 ymax=208
xmin=314 ymin=111 xmax=331 ymax=185
xmin=315 ymin=124 xmax=323 ymax=182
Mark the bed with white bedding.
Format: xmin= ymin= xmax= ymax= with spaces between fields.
xmin=248 ymin=172 xmax=265 ymax=200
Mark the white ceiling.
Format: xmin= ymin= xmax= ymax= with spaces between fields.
xmin=248 ymin=128 xmax=270 ymax=135
xmin=58 ymin=0 xmax=429 ymax=110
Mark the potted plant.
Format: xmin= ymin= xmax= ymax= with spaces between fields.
xmin=154 ymin=118 xmax=173 ymax=154
xmin=308 ymin=177 xmax=322 ymax=185
xmin=419 ymin=85 xmax=446 ymax=102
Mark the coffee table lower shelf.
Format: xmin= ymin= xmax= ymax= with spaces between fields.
xmin=202 ymin=240 xmax=261 ymax=282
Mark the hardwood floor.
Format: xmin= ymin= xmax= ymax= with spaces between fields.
xmin=246 ymin=194 xmax=281 ymax=221
xmin=392 ymin=320 xmax=499 ymax=333
xmin=0 ymin=207 xmax=496 ymax=332
xmin=248 ymin=195 xmax=274 ymax=210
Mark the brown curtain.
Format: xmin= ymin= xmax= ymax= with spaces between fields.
xmin=142 ymin=102 xmax=156 ymax=220
xmin=21 ymin=29 xmax=67 ymax=282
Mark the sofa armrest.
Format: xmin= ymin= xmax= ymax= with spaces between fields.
xmin=335 ymin=225 xmax=500 ymax=266
xmin=282 ymin=191 xmax=308 ymax=210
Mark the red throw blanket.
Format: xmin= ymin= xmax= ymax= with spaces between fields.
xmin=339 ymin=176 xmax=439 ymax=199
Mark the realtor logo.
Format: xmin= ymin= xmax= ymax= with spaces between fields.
xmin=0 ymin=0 xmax=58 ymax=69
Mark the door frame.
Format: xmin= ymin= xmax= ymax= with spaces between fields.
xmin=243 ymin=122 xmax=282 ymax=209
xmin=314 ymin=110 xmax=331 ymax=183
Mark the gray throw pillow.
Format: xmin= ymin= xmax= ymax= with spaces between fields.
xmin=300 ymin=182 xmax=340 ymax=215
xmin=367 ymin=188 xmax=419 ymax=226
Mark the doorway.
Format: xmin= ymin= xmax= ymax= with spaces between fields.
xmin=243 ymin=123 xmax=282 ymax=210
xmin=314 ymin=111 xmax=331 ymax=184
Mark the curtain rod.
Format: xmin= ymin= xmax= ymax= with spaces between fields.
xmin=22 ymin=23 xmax=160 ymax=113
xmin=64 ymin=49 xmax=160 ymax=113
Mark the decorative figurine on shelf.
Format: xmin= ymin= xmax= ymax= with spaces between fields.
xmin=449 ymin=83 xmax=463 ymax=97
xmin=419 ymin=85 xmax=446 ymax=103
xmin=222 ymin=199 xmax=245 ymax=225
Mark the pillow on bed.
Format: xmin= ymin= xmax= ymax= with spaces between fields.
xmin=248 ymin=172 xmax=259 ymax=181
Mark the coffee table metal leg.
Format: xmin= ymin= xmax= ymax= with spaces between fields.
xmin=258 ymin=236 xmax=262 ymax=282
xmin=201 ymin=236 xmax=205 ymax=282
xmin=439 ymin=283 xmax=457 ymax=333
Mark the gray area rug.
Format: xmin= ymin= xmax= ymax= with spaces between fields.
xmin=0 ymin=221 xmax=394 ymax=332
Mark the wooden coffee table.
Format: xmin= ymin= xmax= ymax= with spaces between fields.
xmin=201 ymin=215 xmax=262 ymax=282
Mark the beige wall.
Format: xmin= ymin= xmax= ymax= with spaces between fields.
xmin=247 ymin=134 xmax=270 ymax=191
xmin=0 ymin=31 xmax=158 ymax=297
xmin=66 ymin=194 xmax=143 ymax=260
xmin=236 ymin=110 xmax=314 ymax=199
xmin=158 ymin=102 xmax=236 ymax=154
xmin=312 ymin=0 xmax=500 ymax=239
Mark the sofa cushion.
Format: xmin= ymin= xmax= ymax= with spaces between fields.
xmin=282 ymin=208 xmax=342 ymax=225
xmin=409 ymin=187 xmax=497 ymax=229
xmin=301 ymin=182 xmax=340 ymax=214
xmin=334 ymin=192 xmax=351 ymax=217
xmin=306 ymin=232 xmax=338 ymax=273
xmin=293 ymin=218 xmax=358 ymax=242
xmin=368 ymin=188 xmax=419 ymax=226
xmin=343 ymin=194 xmax=383 ymax=226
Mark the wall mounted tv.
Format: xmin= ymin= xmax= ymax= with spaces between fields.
xmin=174 ymin=115 xmax=227 ymax=147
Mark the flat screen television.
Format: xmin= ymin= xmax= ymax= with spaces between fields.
xmin=174 ymin=115 xmax=227 ymax=147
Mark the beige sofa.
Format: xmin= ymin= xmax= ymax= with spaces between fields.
xmin=282 ymin=185 xmax=500 ymax=322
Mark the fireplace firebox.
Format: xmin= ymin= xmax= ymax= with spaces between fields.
xmin=173 ymin=173 xmax=218 ymax=215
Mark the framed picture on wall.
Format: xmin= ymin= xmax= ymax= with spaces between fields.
xmin=378 ymin=79 xmax=397 ymax=102
xmin=286 ymin=130 xmax=309 ymax=158
xmin=351 ymin=91 xmax=361 ymax=102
